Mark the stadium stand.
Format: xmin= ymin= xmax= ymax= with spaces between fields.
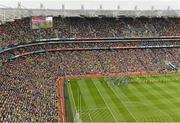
xmin=0 ymin=17 xmax=180 ymax=47
xmin=0 ymin=16 xmax=180 ymax=122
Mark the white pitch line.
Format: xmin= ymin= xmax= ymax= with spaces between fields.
xmin=69 ymin=83 xmax=78 ymax=114
xmin=123 ymin=76 xmax=174 ymax=122
xmin=92 ymin=79 xmax=118 ymax=122
xmin=81 ymin=107 xmax=107 ymax=112
xmin=110 ymin=86 xmax=138 ymax=122
xmin=88 ymin=112 xmax=93 ymax=122
xmin=124 ymin=101 xmax=173 ymax=121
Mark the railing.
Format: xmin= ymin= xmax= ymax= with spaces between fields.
xmin=2 ymin=45 xmax=180 ymax=63
xmin=1 ymin=36 xmax=180 ymax=54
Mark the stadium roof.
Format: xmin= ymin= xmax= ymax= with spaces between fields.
xmin=0 ymin=0 xmax=180 ymax=23
xmin=0 ymin=0 xmax=180 ymax=10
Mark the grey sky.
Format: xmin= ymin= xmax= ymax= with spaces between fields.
xmin=0 ymin=0 xmax=180 ymax=10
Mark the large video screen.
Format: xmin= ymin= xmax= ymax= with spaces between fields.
xmin=31 ymin=17 xmax=53 ymax=29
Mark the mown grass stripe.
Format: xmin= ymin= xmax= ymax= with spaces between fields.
xmin=70 ymin=80 xmax=86 ymax=110
xmin=133 ymin=76 xmax=175 ymax=121
xmin=118 ymin=82 xmax=145 ymax=103
xmin=151 ymin=74 xmax=179 ymax=92
xmin=130 ymin=75 xmax=180 ymax=97
xmin=67 ymin=73 xmax=180 ymax=122
xmin=85 ymin=79 xmax=106 ymax=108
xmin=68 ymin=83 xmax=78 ymax=119
xmin=129 ymin=76 xmax=175 ymax=121
xmin=130 ymin=76 xmax=169 ymax=106
xmin=107 ymin=83 xmax=138 ymax=121
xmin=132 ymin=76 xmax=171 ymax=105
xmin=77 ymin=79 xmax=97 ymax=109
xmin=130 ymin=76 xmax=165 ymax=104
xmin=92 ymin=78 xmax=119 ymax=122
xmin=100 ymin=82 xmax=136 ymax=121
xmin=148 ymin=76 xmax=179 ymax=108
xmin=115 ymin=81 xmax=158 ymax=120
xmin=94 ymin=78 xmax=138 ymax=121
xmin=147 ymin=74 xmax=180 ymax=121
xmin=150 ymin=75 xmax=180 ymax=111
xmin=80 ymin=78 xmax=115 ymax=122
xmin=83 ymin=79 xmax=115 ymax=122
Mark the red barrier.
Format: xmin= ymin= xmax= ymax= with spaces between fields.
xmin=56 ymin=79 xmax=66 ymax=122
xmin=160 ymin=36 xmax=180 ymax=39
xmin=59 ymin=71 xmax=179 ymax=80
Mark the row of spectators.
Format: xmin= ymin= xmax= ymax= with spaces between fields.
xmin=0 ymin=47 xmax=179 ymax=122
xmin=1 ymin=17 xmax=180 ymax=47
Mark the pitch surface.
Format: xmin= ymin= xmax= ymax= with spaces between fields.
xmin=67 ymin=73 xmax=180 ymax=122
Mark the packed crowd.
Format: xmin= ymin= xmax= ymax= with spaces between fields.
xmin=1 ymin=48 xmax=179 ymax=78
xmin=0 ymin=54 xmax=59 ymax=122
xmin=1 ymin=17 xmax=180 ymax=48
xmin=0 ymin=17 xmax=180 ymax=122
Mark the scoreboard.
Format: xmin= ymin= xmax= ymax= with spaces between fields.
xmin=31 ymin=17 xmax=53 ymax=29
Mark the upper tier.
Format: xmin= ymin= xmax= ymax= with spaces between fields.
xmin=0 ymin=17 xmax=180 ymax=48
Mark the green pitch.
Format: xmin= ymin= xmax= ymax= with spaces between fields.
xmin=65 ymin=73 xmax=180 ymax=122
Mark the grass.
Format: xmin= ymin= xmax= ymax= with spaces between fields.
xmin=65 ymin=73 xmax=180 ymax=122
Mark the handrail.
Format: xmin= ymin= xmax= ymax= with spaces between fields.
xmin=6 ymin=37 xmax=180 ymax=47
xmin=0 ymin=38 xmax=180 ymax=54
xmin=4 ymin=45 xmax=180 ymax=63
xmin=16 ymin=36 xmax=180 ymax=45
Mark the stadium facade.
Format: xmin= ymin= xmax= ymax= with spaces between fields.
xmin=0 ymin=8 xmax=180 ymax=23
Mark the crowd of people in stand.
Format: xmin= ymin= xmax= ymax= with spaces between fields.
xmin=0 ymin=17 xmax=180 ymax=48
xmin=0 ymin=54 xmax=58 ymax=122
xmin=0 ymin=17 xmax=180 ymax=122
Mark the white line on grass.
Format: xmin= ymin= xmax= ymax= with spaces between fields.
xmin=88 ymin=112 xmax=93 ymax=122
xmin=110 ymin=86 xmax=138 ymax=122
xmin=69 ymin=83 xmax=78 ymax=115
xmin=81 ymin=107 xmax=107 ymax=112
xmin=77 ymin=79 xmax=97 ymax=108
xmin=131 ymin=76 xmax=174 ymax=121
xmin=92 ymin=79 xmax=118 ymax=122
xmin=123 ymin=100 xmax=173 ymax=121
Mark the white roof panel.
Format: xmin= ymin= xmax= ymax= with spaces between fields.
xmin=0 ymin=0 xmax=180 ymax=10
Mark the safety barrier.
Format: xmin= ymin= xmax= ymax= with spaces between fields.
xmin=59 ymin=70 xmax=179 ymax=80
xmin=56 ymin=79 xmax=66 ymax=122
